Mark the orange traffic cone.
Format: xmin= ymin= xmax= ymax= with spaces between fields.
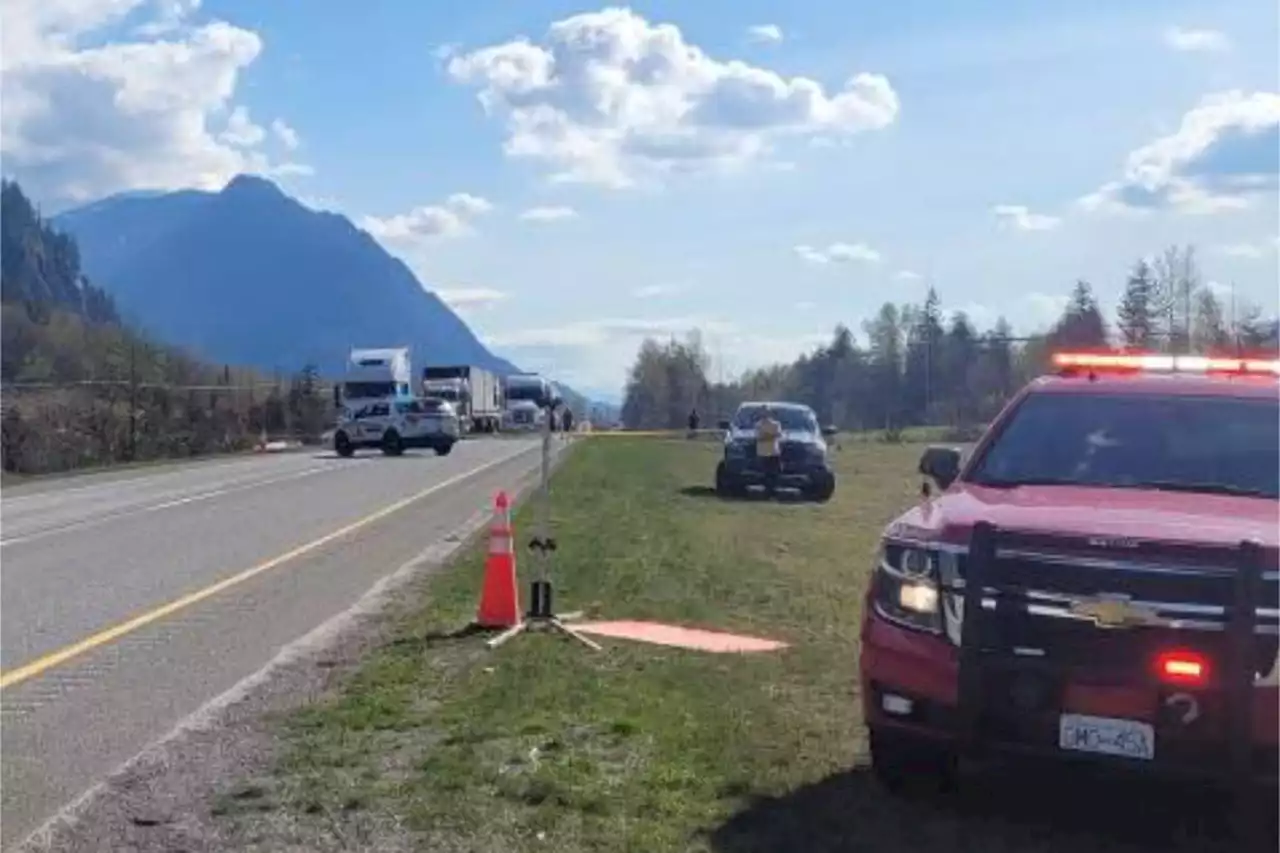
xmin=475 ymin=491 xmax=521 ymax=629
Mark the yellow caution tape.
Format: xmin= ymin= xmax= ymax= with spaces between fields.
xmin=570 ymin=428 xmax=723 ymax=438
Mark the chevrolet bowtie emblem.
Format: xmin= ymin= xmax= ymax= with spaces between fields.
xmin=1068 ymin=597 xmax=1162 ymax=629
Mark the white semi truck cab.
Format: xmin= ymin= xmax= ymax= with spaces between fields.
xmin=502 ymin=373 xmax=554 ymax=431
xmin=421 ymin=365 xmax=502 ymax=433
xmin=335 ymin=346 xmax=413 ymax=417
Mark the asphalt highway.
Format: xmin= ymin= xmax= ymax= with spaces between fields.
xmin=0 ymin=438 xmax=545 ymax=848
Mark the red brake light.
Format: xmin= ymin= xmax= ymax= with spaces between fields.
xmin=1052 ymin=352 xmax=1280 ymax=376
xmin=1156 ymin=650 xmax=1209 ymax=685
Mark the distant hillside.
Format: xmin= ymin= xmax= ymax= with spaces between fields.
xmin=54 ymin=175 xmax=521 ymax=380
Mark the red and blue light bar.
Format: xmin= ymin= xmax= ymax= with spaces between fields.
xmin=1052 ymin=352 xmax=1280 ymax=376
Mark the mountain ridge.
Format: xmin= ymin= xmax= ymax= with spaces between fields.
xmin=53 ymin=175 xmax=524 ymax=381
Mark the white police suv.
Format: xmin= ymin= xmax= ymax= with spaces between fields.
xmin=333 ymin=396 xmax=460 ymax=458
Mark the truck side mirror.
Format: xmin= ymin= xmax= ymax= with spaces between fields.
xmin=918 ymin=445 xmax=962 ymax=491
xmin=717 ymin=419 xmax=731 ymax=431
xmin=333 ymin=385 xmax=342 ymax=409
xmin=821 ymin=424 xmax=838 ymax=437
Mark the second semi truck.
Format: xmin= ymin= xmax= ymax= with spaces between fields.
xmin=421 ymin=365 xmax=503 ymax=433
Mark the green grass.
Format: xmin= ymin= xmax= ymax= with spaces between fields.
xmin=224 ymin=438 xmax=1251 ymax=852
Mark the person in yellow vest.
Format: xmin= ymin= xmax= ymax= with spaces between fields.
xmin=755 ymin=404 xmax=783 ymax=495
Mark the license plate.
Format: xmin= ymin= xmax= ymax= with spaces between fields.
xmin=1058 ymin=713 xmax=1154 ymax=761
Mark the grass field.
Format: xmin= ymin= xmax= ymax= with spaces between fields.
xmin=213 ymin=437 xmax=1253 ymax=852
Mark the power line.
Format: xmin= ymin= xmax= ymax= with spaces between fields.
xmin=1 ymin=379 xmax=331 ymax=392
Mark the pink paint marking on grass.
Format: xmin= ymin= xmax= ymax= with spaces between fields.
xmin=572 ymin=621 xmax=788 ymax=653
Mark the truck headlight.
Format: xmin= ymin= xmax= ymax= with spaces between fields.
xmin=871 ymin=542 xmax=954 ymax=634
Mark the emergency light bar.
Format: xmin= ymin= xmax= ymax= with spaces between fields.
xmin=1052 ymin=352 xmax=1280 ymax=376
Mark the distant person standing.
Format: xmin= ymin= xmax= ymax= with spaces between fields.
xmin=687 ymin=408 xmax=700 ymax=438
xmin=561 ymin=407 xmax=574 ymax=434
xmin=755 ymin=405 xmax=782 ymax=495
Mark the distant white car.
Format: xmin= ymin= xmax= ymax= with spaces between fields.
xmin=333 ymin=397 xmax=460 ymax=457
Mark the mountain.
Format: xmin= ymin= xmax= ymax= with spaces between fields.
xmin=52 ymin=174 xmax=521 ymax=380
xmin=1 ymin=180 xmax=120 ymax=326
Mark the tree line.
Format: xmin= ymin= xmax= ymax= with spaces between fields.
xmin=1 ymin=180 xmax=331 ymax=476
xmin=620 ymin=245 xmax=1279 ymax=434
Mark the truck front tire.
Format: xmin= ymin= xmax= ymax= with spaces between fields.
xmin=381 ymin=430 xmax=404 ymax=457
xmin=869 ymin=729 xmax=955 ymax=797
xmin=715 ymin=461 xmax=739 ymax=498
xmin=435 ymin=441 xmax=455 ymax=457
xmin=334 ymin=432 xmax=354 ymax=458
xmin=809 ymin=470 xmax=836 ymax=503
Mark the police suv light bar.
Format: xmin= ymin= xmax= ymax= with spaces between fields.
xmin=1052 ymin=352 xmax=1280 ymax=376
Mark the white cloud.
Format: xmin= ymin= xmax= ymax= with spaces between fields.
xmin=1163 ymin=26 xmax=1231 ymax=53
xmin=488 ymin=316 xmax=737 ymax=349
xmin=747 ymin=24 xmax=784 ymax=44
xmin=484 ymin=315 xmax=837 ymax=391
xmin=434 ymin=287 xmax=508 ymax=309
xmin=270 ymin=118 xmax=300 ymax=150
xmin=134 ymin=0 xmax=202 ymax=38
xmin=297 ymin=194 xmax=341 ymax=213
xmin=519 ymin=205 xmax=578 ymax=222
xmin=445 ymin=192 xmax=494 ymax=216
xmin=218 ymin=105 xmax=265 ymax=147
xmin=1080 ymin=90 xmax=1280 ymax=215
xmin=445 ymin=7 xmax=898 ymax=188
xmin=794 ymin=242 xmax=882 ymax=264
xmin=1 ymin=0 xmax=309 ymax=207
xmin=361 ymin=192 xmax=494 ymax=243
xmin=894 ymin=269 xmax=923 ymax=281
xmin=992 ymin=204 xmax=1061 ymax=232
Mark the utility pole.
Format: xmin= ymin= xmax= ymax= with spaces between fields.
xmin=924 ymin=325 xmax=933 ymax=426
xmin=1231 ymin=281 xmax=1238 ymax=357
xmin=127 ymin=340 xmax=138 ymax=462
xmin=1184 ymin=278 xmax=1193 ymax=355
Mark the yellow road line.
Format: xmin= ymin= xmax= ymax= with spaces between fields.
xmin=0 ymin=444 xmax=537 ymax=691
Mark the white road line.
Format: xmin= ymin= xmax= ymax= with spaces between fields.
xmin=0 ymin=465 xmax=335 ymax=549
xmin=0 ymin=457 xmax=271 ymax=506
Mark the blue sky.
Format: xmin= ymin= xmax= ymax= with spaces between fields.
xmin=3 ymin=1 xmax=1277 ymax=399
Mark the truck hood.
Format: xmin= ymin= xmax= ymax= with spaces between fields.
xmin=893 ymin=483 xmax=1279 ymax=550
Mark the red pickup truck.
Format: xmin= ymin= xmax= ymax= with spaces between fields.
xmin=860 ymin=352 xmax=1278 ymax=810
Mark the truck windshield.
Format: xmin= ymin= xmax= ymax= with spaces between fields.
xmin=427 ymin=386 xmax=460 ymax=401
xmin=506 ymin=383 xmax=544 ymax=403
xmin=343 ymin=381 xmax=396 ymax=399
xmin=732 ymin=406 xmax=817 ymax=432
xmin=969 ymin=392 xmax=1279 ymax=499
